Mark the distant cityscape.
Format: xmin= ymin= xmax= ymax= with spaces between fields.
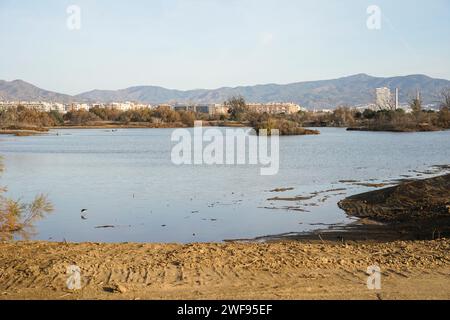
xmin=0 ymin=100 xmax=307 ymax=116
xmin=0 ymin=87 xmax=441 ymax=115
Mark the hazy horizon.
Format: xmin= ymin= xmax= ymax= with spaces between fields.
xmin=3 ymin=72 xmax=450 ymax=96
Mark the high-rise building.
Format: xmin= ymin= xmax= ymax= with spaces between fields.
xmin=375 ymin=87 xmax=392 ymax=110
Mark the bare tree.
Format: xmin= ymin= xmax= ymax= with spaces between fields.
xmin=384 ymin=99 xmax=397 ymax=111
xmin=440 ymin=88 xmax=450 ymax=109
xmin=409 ymin=95 xmax=423 ymax=124
xmin=409 ymin=95 xmax=422 ymax=114
xmin=225 ymin=96 xmax=248 ymax=121
xmin=0 ymin=159 xmax=53 ymax=240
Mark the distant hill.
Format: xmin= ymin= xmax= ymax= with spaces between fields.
xmin=2 ymin=74 xmax=450 ymax=109
xmin=0 ymin=80 xmax=73 ymax=103
xmin=76 ymin=86 xmax=207 ymax=105
xmin=76 ymin=74 xmax=450 ymax=108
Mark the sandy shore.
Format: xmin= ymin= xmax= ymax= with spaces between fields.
xmin=0 ymin=239 xmax=449 ymax=300
xmin=1 ymin=166 xmax=449 ymax=299
xmin=0 ymin=129 xmax=48 ymax=136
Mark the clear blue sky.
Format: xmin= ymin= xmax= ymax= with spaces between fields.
xmin=1 ymin=0 xmax=449 ymax=95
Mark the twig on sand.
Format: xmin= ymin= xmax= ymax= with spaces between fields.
xmin=318 ymin=233 xmax=324 ymax=243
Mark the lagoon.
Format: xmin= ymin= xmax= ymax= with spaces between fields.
xmin=0 ymin=127 xmax=449 ymax=242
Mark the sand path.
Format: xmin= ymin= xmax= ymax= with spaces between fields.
xmin=0 ymin=239 xmax=449 ymax=300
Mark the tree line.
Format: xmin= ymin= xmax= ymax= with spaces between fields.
xmin=1 ymin=89 xmax=450 ymax=132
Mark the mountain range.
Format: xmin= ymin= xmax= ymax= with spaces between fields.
xmin=1 ymin=74 xmax=450 ymax=109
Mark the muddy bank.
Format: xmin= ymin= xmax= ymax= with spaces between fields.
xmin=330 ymin=174 xmax=450 ymax=241
xmin=338 ymin=174 xmax=450 ymax=222
xmin=256 ymin=173 xmax=450 ymax=243
xmin=258 ymin=217 xmax=450 ymax=243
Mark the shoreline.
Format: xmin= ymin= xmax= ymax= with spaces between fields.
xmin=1 ymin=122 xmax=320 ymax=137
xmin=1 ymin=175 xmax=450 ymax=299
xmin=242 ymin=173 xmax=450 ymax=243
xmin=346 ymin=125 xmax=448 ymax=133
xmin=1 ymin=134 xmax=450 ymax=299
xmin=2 ymin=124 xmax=449 ymax=135
xmin=0 ymin=128 xmax=49 ymax=136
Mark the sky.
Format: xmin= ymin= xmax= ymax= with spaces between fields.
xmin=1 ymin=0 xmax=449 ymax=95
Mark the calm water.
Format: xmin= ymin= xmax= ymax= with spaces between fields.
xmin=0 ymin=127 xmax=449 ymax=243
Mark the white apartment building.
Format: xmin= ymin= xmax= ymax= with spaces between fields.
xmin=69 ymin=103 xmax=90 ymax=111
xmin=209 ymin=104 xmax=229 ymax=115
xmin=0 ymin=101 xmax=18 ymax=110
xmin=375 ymin=87 xmax=392 ymax=110
xmin=50 ymin=103 xmax=66 ymax=113
xmin=133 ymin=103 xmax=152 ymax=109
xmin=94 ymin=102 xmax=152 ymax=110
xmin=0 ymin=101 xmax=63 ymax=112
xmin=172 ymin=103 xmax=229 ymax=115
xmin=172 ymin=102 xmax=304 ymax=115
xmin=0 ymin=100 xmax=306 ymax=116
xmin=0 ymin=101 xmax=154 ymax=113
xmin=247 ymin=102 xmax=304 ymax=114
